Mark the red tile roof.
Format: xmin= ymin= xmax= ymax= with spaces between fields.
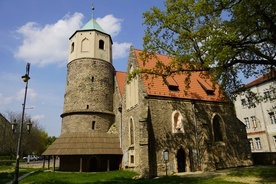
xmin=134 ymin=49 xmax=226 ymax=102
xmin=245 ymin=70 xmax=276 ymax=88
xmin=115 ymin=71 xmax=126 ymax=96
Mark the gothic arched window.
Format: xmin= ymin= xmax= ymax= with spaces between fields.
xmin=81 ymin=38 xmax=89 ymax=52
xmin=213 ymin=115 xmax=223 ymax=142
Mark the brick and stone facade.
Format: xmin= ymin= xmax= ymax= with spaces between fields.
xmin=116 ymin=47 xmax=253 ymax=177
xmin=43 ymin=16 xmax=253 ymax=177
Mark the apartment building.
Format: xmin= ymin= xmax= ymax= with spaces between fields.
xmin=234 ymin=72 xmax=276 ymax=153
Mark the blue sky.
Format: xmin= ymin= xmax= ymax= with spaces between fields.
xmin=0 ymin=0 xmax=165 ymax=136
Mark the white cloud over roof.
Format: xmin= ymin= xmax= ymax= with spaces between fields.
xmin=14 ymin=13 xmax=131 ymax=67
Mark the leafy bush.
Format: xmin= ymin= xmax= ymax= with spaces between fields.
xmin=0 ymin=156 xmax=11 ymax=160
xmin=0 ymin=160 xmax=13 ymax=166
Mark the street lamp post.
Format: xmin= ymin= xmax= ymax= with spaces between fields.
xmin=12 ymin=63 xmax=31 ymax=184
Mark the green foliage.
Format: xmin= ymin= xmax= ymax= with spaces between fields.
xmin=0 ymin=156 xmax=11 ymax=160
xmin=0 ymin=160 xmax=13 ymax=166
xmin=3 ymin=111 xmax=50 ymax=156
xmin=138 ymin=0 xmax=276 ymax=99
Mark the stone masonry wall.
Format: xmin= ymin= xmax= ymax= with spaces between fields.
xmin=61 ymin=58 xmax=115 ymax=133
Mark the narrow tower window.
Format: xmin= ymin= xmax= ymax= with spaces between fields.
xmin=130 ymin=118 xmax=134 ymax=145
xmin=71 ymin=42 xmax=74 ymax=53
xmin=99 ymin=40 xmax=104 ymax=50
xmin=92 ymin=121 xmax=96 ymax=130
xmin=91 ymin=76 xmax=94 ymax=82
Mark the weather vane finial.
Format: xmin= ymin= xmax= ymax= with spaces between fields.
xmin=91 ymin=3 xmax=95 ymax=19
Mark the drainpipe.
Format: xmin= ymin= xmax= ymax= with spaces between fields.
xmin=192 ymin=101 xmax=201 ymax=170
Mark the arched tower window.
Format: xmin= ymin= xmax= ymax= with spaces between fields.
xmin=81 ymin=38 xmax=89 ymax=52
xmin=172 ymin=111 xmax=184 ymax=133
xmin=213 ymin=115 xmax=223 ymax=142
xmin=129 ymin=118 xmax=134 ymax=145
xmin=92 ymin=121 xmax=96 ymax=130
xmin=71 ymin=42 xmax=74 ymax=53
xmin=99 ymin=40 xmax=104 ymax=50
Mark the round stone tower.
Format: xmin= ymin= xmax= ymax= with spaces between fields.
xmin=61 ymin=18 xmax=114 ymax=134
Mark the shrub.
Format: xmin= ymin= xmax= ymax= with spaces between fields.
xmin=0 ymin=160 xmax=13 ymax=166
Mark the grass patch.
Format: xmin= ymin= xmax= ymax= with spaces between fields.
xmin=0 ymin=165 xmax=42 ymax=184
xmin=2 ymin=165 xmax=276 ymax=184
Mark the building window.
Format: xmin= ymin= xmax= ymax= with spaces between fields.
xmin=251 ymin=116 xmax=257 ymax=128
xmin=263 ymin=91 xmax=271 ymax=101
xmin=213 ymin=116 xmax=223 ymax=142
xmin=130 ymin=155 xmax=134 ymax=164
xmin=172 ymin=111 xmax=184 ymax=133
xmin=241 ymin=99 xmax=247 ymax=108
xmin=99 ymin=40 xmax=104 ymax=50
xmin=71 ymin=42 xmax=74 ymax=53
xmin=248 ymin=138 xmax=254 ymax=150
xmin=92 ymin=121 xmax=96 ymax=130
xmin=273 ymin=136 xmax=276 ymax=148
xmin=269 ymin=112 xmax=276 ymax=124
xmin=248 ymin=97 xmax=254 ymax=107
xmin=244 ymin=117 xmax=250 ymax=129
xmin=129 ymin=118 xmax=134 ymax=145
xmin=255 ymin=137 xmax=262 ymax=150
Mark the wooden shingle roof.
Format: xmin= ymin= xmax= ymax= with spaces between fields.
xmin=42 ymin=132 xmax=122 ymax=155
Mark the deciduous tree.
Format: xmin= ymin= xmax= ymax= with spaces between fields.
xmin=132 ymin=0 xmax=275 ymax=99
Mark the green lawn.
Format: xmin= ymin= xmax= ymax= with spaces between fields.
xmin=0 ymin=165 xmax=41 ymax=184
xmin=2 ymin=165 xmax=276 ymax=184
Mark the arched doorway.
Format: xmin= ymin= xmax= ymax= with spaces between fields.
xmin=89 ymin=157 xmax=98 ymax=172
xmin=176 ymin=148 xmax=186 ymax=172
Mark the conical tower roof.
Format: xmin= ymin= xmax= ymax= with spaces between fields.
xmin=81 ymin=18 xmax=106 ymax=33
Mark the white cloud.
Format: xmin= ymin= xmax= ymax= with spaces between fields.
xmin=14 ymin=13 xmax=131 ymax=66
xmin=113 ymin=42 xmax=131 ymax=59
xmin=14 ymin=12 xmax=84 ymax=67
xmin=16 ymin=88 xmax=37 ymax=101
xmin=32 ymin=114 xmax=45 ymax=121
xmin=0 ymin=93 xmax=13 ymax=109
xmin=96 ymin=14 xmax=123 ymax=37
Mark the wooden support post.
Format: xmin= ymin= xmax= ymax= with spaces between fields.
xmin=47 ymin=156 xmax=50 ymax=169
xmin=53 ymin=156 xmax=56 ymax=171
xmin=107 ymin=158 xmax=110 ymax=171
xmin=80 ymin=157 xmax=82 ymax=172
xmin=42 ymin=156 xmax=45 ymax=169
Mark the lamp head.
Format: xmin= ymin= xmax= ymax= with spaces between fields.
xmin=26 ymin=120 xmax=32 ymax=134
xmin=21 ymin=74 xmax=30 ymax=83
xmin=12 ymin=119 xmax=18 ymax=133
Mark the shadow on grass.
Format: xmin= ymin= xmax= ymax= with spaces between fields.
xmin=227 ymin=165 xmax=276 ymax=183
xmin=21 ymin=172 xmax=232 ymax=184
xmin=15 ymin=166 xmax=276 ymax=184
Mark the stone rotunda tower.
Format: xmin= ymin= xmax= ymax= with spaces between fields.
xmin=43 ymin=10 xmax=122 ymax=172
xmin=61 ymin=16 xmax=114 ymax=134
